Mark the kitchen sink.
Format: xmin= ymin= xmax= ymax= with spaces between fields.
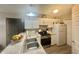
xmin=23 ymin=38 xmax=39 ymax=52
xmin=26 ymin=38 xmax=37 ymax=43
xmin=27 ymin=42 xmax=39 ymax=49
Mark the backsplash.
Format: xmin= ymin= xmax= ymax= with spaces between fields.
xmin=26 ymin=30 xmax=38 ymax=36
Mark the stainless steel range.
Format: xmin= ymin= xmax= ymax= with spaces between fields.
xmin=38 ymin=25 xmax=51 ymax=46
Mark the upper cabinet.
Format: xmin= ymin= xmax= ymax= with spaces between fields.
xmin=39 ymin=18 xmax=60 ymax=27
xmin=24 ymin=17 xmax=60 ymax=29
xmin=24 ymin=16 xmax=39 ymax=29
xmin=39 ymin=18 xmax=53 ymax=27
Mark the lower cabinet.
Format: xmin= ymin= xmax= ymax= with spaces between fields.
xmin=51 ymin=34 xmax=56 ymax=45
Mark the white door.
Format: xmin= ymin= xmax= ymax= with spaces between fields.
xmin=72 ymin=5 xmax=79 ymax=53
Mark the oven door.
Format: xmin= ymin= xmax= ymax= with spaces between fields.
xmin=41 ymin=35 xmax=51 ymax=46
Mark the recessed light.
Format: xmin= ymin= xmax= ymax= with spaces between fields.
xmin=53 ymin=9 xmax=59 ymax=13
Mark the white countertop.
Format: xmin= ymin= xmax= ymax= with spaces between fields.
xmin=1 ymin=33 xmax=46 ymax=54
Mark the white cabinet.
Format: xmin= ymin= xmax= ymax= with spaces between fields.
xmin=39 ymin=18 xmax=53 ymax=27
xmin=25 ymin=19 xmax=32 ymax=29
xmin=51 ymin=34 xmax=56 ymax=45
xmin=31 ymin=20 xmax=39 ymax=29
xmin=24 ymin=17 xmax=39 ymax=29
xmin=39 ymin=18 xmax=60 ymax=27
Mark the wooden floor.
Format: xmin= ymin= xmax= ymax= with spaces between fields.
xmin=44 ymin=45 xmax=72 ymax=54
xmin=0 ymin=45 xmax=71 ymax=54
xmin=0 ymin=45 xmax=4 ymax=53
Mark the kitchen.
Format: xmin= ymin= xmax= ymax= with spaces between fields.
xmin=0 ymin=4 xmax=72 ymax=54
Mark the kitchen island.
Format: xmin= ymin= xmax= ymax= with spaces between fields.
xmin=1 ymin=33 xmax=46 ymax=54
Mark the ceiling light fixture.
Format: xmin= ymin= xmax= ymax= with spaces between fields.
xmin=26 ymin=12 xmax=37 ymax=16
xmin=53 ymin=9 xmax=59 ymax=14
xmin=26 ymin=5 xmax=38 ymax=16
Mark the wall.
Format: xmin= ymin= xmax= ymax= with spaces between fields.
xmin=72 ymin=5 xmax=79 ymax=53
xmin=0 ymin=12 xmax=22 ymax=47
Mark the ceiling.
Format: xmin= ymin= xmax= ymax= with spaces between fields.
xmin=0 ymin=4 xmax=72 ymax=19
xmin=40 ymin=4 xmax=72 ymax=17
xmin=0 ymin=4 xmax=27 ymax=13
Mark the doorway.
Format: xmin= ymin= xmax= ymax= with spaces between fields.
xmin=6 ymin=18 xmax=24 ymax=45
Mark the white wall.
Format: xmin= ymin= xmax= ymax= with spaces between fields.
xmin=72 ymin=5 xmax=79 ymax=53
xmin=64 ymin=20 xmax=72 ymax=46
xmin=0 ymin=12 xmax=22 ymax=47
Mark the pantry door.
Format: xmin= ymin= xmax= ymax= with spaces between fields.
xmin=72 ymin=5 xmax=79 ymax=53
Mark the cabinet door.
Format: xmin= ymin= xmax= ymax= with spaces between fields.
xmin=39 ymin=18 xmax=46 ymax=25
xmin=39 ymin=18 xmax=53 ymax=27
xmin=51 ymin=35 xmax=56 ymax=45
xmin=32 ymin=20 xmax=39 ymax=28
xmin=24 ymin=17 xmax=39 ymax=29
xmin=25 ymin=19 xmax=32 ymax=29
